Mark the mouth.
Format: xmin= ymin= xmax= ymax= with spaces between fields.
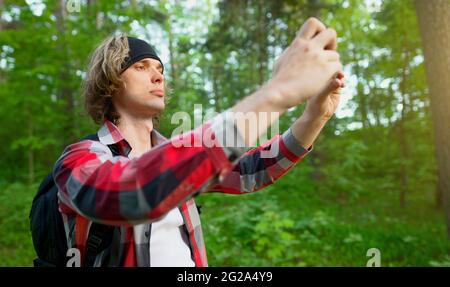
xmin=150 ymin=89 xmax=165 ymax=97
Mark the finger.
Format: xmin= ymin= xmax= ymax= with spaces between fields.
xmin=324 ymin=50 xmax=340 ymax=62
xmin=329 ymin=78 xmax=342 ymax=91
xmin=314 ymin=28 xmax=338 ymax=50
xmin=328 ymin=61 xmax=343 ymax=78
xmin=320 ymin=78 xmax=342 ymax=98
xmin=336 ymin=71 xmax=345 ymax=87
xmin=336 ymin=78 xmax=345 ymax=88
xmin=296 ymin=17 xmax=326 ymax=40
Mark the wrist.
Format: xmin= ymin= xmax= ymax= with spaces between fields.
xmin=231 ymin=83 xmax=288 ymax=147
xmin=300 ymin=109 xmax=330 ymax=126
xmin=262 ymin=81 xmax=290 ymax=112
xmin=291 ymin=114 xmax=327 ymax=149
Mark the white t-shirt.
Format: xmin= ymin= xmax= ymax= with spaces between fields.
xmin=134 ymin=207 xmax=195 ymax=267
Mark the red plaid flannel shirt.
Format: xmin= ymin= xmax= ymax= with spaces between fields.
xmin=53 ymin=112 xmax=310 ymax=266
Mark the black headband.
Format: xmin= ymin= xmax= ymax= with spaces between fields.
xmin=121 ymin=37 xmax=164 ymax=73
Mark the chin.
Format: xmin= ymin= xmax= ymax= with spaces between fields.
xmin=149 ymin=103 xmax=165 ymax=114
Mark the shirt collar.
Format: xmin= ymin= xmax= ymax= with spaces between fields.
xmin=97 ymin=120 xmax=167 ymax=157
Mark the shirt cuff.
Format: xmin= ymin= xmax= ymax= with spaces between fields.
xmin=202 ymin=110 xmax=250 ymax=179
xmin=281 ymin=128 xmax=312 ymax=159
xmin=208 ymin=110 xmax=250 ymax=161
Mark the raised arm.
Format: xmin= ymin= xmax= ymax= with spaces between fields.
xmin=54 ymin=17 xmax=342 ymax=226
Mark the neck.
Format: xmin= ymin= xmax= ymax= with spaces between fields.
xmin=116 ymin=113 xmax=154 ymax=157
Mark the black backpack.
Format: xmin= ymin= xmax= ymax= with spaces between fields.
xmin=29 ymin=134 xmax=116 ymax=267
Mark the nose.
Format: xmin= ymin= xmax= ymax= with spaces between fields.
xmin=151 ymin=68 xmax=164 ymax=84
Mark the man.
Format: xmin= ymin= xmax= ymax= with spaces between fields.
xmin=53 ymin=17 xmax=344 ymax=267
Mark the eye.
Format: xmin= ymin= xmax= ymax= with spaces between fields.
xmin=136 ymin=64 xmax=145 ymax=71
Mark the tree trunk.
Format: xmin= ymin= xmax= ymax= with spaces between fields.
xmin=415 ymin=0 xmax=450 ymax=238
xmin=0 ymin=0 xmax=4 ymax=31
xmin=351 ymin=51 xmax=370 ymax=129
xmin=436 ymin=185 xmax=444 ymax=209
xmin=55 ymin=0 xmax=77 ymax=146
xmin=306 ymin=0 xmax=321 ymax=18
xmin=167 ymin=19 xmax=177 ymax=88
xmin=212 ymin=65 xmax=221 ymax=112
xmin=398 ymin=89 xmax=410 ymax=208
xmin=87 ymin=0 xmax=95 ymax=18
xmin=256 ymin=0 xmax=268 ymax=86
xmin=398 ymin=28 xmax=411 ymax=208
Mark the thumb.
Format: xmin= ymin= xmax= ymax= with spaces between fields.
xmin=319 ymin=77 xmax=341 ymax=98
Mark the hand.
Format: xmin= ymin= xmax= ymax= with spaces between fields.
xmin=289 ymin=72 xmax=344 ymax=149
xmin=267 ymin=17 xmax=343 ymax=110
xmin=303 ymin=71 xmax=345 ymax=122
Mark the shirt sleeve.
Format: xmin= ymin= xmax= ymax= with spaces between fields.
xmin=206 ymin=128 xmax=311 ymax=194
xmin=53 ymin=112 xmax=249 ymax=226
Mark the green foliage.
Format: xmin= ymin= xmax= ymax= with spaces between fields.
xmin=197 ymin=163 xmax=450 ymax=266
xmin=0 ymin=0 xmax=448 ymax=267
xmin=429 ymin=255 xmax=450 ymax=267
xmin=0 ymin=182 xmax=36 ymax=266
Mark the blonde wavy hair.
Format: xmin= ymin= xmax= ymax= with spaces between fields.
xmin=83 ymin=34 xmax=129 ymax=125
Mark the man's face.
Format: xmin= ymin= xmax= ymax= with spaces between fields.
xmin=114 ymin=58 xmax=165 ymax=118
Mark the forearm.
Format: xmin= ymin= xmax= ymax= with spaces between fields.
xmin=290 ymin=113 xmax=328 ymax=149
xmin=231 ymin=84 xmax=287 ymax=147
xmin=207 ymin=128 xmax=311 ymax=194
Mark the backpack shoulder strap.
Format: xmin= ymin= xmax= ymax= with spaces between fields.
xmin=33 ymin=172 xmax=56 ymax=203
xmin=80 ymin=132 xmax=118 ymax=266
xmin=84 ymin=223 xmax=115 ymax=267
